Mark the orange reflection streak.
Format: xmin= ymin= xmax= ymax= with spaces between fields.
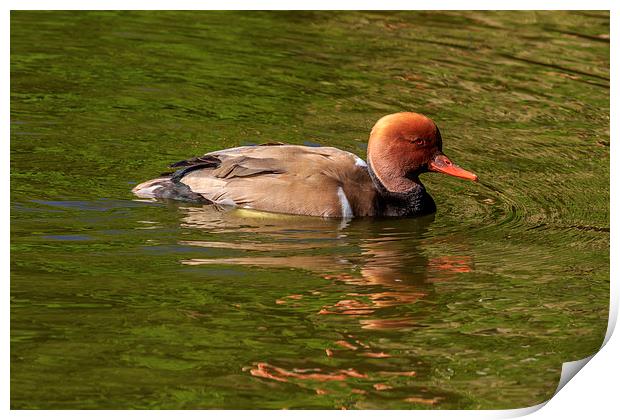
xmin=428 ymin=255 xmax=472 ymax=274
xmin=179 ymin=240 xmax=327 ymax=252
xmin=404 ymin=396 xmax=442 ymax=405
xmin=334 ymin=340 xmax=358 ymax=350
xmin=361 ymin=352 xmax=391 ymax=358
xmin=183 ymin=255 xmax=338 ymax=269
xmin=318 ymin=299 xmax=376 ymax=316
xmin=360 ymin=318 xmax=418 ymax=330
xmin=377 ymin=371 xmax=417 ymax=377
xmin=250 ymin=362 xmax=367 ymax=383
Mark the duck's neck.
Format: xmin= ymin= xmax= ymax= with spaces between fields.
xmin=367 ymin=159 xmax=436 ymax=217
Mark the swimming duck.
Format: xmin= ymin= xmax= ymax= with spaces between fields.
xmin=132 ymin=112 xmax=478 ymax=217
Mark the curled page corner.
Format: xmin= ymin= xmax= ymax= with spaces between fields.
xmin=497 ymin=305 xmax=616 ymax=418
xmin=494 ymin=356 xmax=596 ymax=419
xmin=542 ymin=289 xmax=619 ymax=405
xmin=497 ymin=401 xmax=547 ymax=418
xmin=546 ymin=299 xmax=615 ymax=404
xmin=554 ymin=355 xmax=595 ymax=395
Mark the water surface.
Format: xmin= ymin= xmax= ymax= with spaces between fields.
xmin=11 ymin=11 xmax=609 ymax=409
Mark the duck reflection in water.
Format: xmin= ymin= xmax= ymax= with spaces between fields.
xmin=179 ymin=204 xmax=472 ymax=326
xmin=174 ymin=204 xmax=472 ymax=400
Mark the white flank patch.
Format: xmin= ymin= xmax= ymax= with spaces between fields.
xmin=337 ymin=187 xmax=353 ymax=219
xmin=215 ymin=198 xmax=237 ymax=206
xmin=135 ymin=185 xmax=160 ymax=198
xmin=353 ymin=155 xmax=367 ymax=167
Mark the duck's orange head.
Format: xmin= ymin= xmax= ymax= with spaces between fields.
xmin=367 ymin=112 xmax=478 ymax=192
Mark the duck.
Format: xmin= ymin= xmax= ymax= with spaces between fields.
xmin=132 ymin=112 xmax=478 ymax=218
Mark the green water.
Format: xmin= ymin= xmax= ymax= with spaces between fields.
xmin=11 ymin=11 xmax=609 ymax=409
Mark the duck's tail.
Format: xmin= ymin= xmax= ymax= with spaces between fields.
xmin=131 ymin=177 xmax=209 ymax=203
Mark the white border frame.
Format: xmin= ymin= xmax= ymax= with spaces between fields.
xmin=4 ymin=2 xmax=616 ymax=419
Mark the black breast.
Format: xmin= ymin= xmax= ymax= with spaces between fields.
xmin=367 ymin=166 xmax=436 ymax=217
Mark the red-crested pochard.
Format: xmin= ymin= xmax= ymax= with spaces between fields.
xmin=132 ymin=112 xmax=478 ymax=217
